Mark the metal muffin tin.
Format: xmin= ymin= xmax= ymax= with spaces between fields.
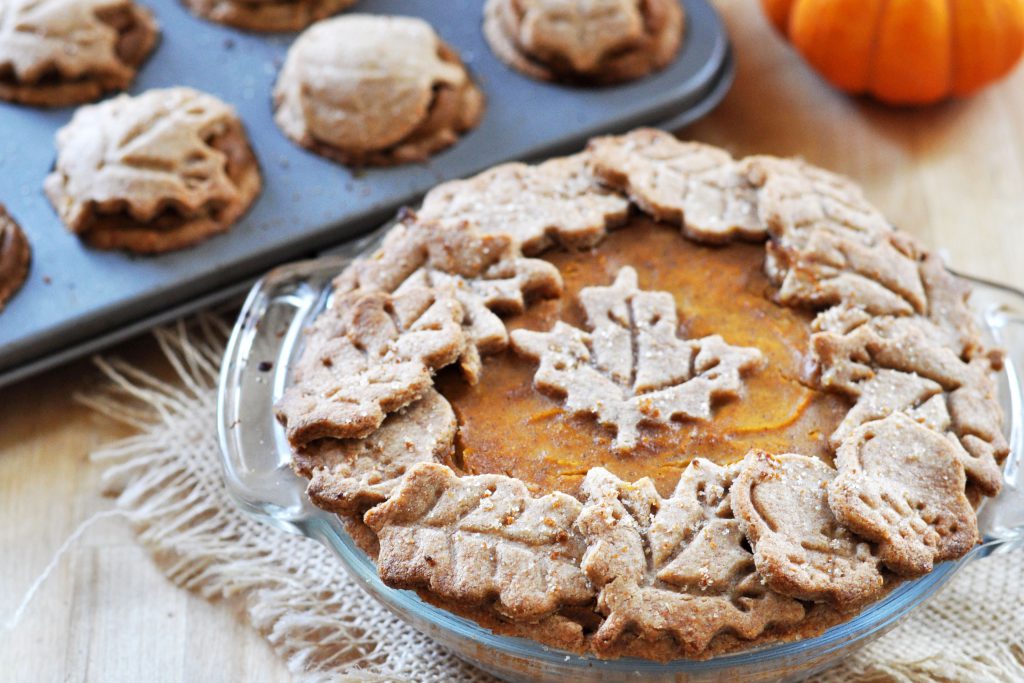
xmin=0 ymin=0 xmax=734 ymax=387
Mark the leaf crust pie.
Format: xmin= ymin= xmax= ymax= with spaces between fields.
xmin=273 ymin=15 xmax=485 ymax=167
xmin=44 ymin=87 xmax=262 ymax=254
xmin=276 ymin=128 xmax=1008 ymax=660
xmin=483 ymin=0 xmax=685 ymax=84
xmin=0 ymin=0 xmax=158 ymax=107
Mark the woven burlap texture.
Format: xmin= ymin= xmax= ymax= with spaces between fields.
xmin=85 ymin=321 xmax=1024 ymax=683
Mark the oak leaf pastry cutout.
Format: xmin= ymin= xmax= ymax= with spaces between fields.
xmin=747 ymin=156 xmax=928 ymax=317
xmin=418 ymin=153 xmax=631 ymax=255
xmin=576 ymin=463 xmax=805 ymax=658
xmin=276 ymin=285 xmax=467 ymax=447
xmin=273 ymin=15 xmax=484 ymax=167
xmin=811 ymin=306 xmax=1008 ymax=496
xmin=731 ymin=451 xmax=885 ymax=608
xmin=334 ymin=219 xmax=564 ymax=384
xmin=44 ymin=87 xmax=262 ymax=254
xmin=364 ymin=462 xmax=594 ymax=621
xmin=511 ymin=266 xmax=763 ymax=452
xmin=0 ymin=0 xmax=158 ymax=107
xmin=181 ymin=0 xmax=356 ymax=32
xmin=588 ymin=129 xmax=765 ymax=243
xmin=0 ymin=205 xmax=30 ymax=312
xmin=294 ymin=388 xmax=458 ymax=515
xmin=828 ymin=413 xmax=979 ymax=576
xmin=483 ymin=0 xmax=684 ymax=84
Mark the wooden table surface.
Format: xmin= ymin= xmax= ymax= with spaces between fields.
xmin=3 ymin=2 xmax=1024 ymax=681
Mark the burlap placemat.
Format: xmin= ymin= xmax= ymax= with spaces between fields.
xmin=82 ymin=320 xmax=1024 ymax=682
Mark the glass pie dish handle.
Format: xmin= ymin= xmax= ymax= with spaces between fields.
xmin=217 ymin=226 xmax=390 ymax=536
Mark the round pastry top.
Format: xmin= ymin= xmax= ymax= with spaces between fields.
xmin=277 ymin=128 xmax=1007 ymax=660
xmin=273 ymin=14 xmax=484 ymax=166
xmin=43 ymin=87 xmax=261 ymax=253
xmin=0 ymin=0 xmax=158 ymax=105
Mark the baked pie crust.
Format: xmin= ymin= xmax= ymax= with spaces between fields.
xmin=273 ymin=15 xmax=485 ymax=167
xmin=483 ymin=0 xmax=685 ymax=84
xmin=0 ymin=205 xmax=30 ymax=312
xmin=277 ymin=128 xmax=1007 ymax=660
xmin=182 ymin=0 xmax=356 ymax=32
xmin=0 ymin=0 xmax=158 ymax=107
xmin=44 ymin=87 xmax=262 ymax=254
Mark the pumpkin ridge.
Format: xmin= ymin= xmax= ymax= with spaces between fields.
xmin=946 ymin=0 xmax=957 ymax=96
xmin=865 ymin=0 xmax=893 ymax=98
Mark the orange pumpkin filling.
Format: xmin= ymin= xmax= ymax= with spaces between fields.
xmin=435 ymin=219 xmax=849 ymax=497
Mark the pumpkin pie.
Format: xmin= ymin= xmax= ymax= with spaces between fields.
xmin=0 ymin=205 xmax=30 ymax=312
xmin=483 ymin=0 xmax=685 ymax=84
xmin=276 ymin=128 xmax=1007 ymax=659
xmin=273 ymin=15 xmax=484 ymax=167
xmin=44 ymin=87 xmax=262 ymax=254
xmin=0 ymin=0 xmax=158 ymax=107
xmin=182 ymin=0 xmax=356 ymax=32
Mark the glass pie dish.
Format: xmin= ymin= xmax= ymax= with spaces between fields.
xmin=218 ymin=225 xmax=1024 ymax=682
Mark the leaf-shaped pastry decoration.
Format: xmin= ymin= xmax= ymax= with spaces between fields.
xmin=295 ymin=388 xmax=458 ymax=515
xmin=731 ymin=451 xmax=885 ymax=607
xmin=336 ymin=219 xmax=564 ymax=383
xmin=828 ymin=413 xmax=979 ymax=576
xmin=576 ymin=463 xmax=805 ymax=656
xmin=364 ymin=462 xmax=594 ymax=621
xmin=418 ymin=153 xmax=630 ymax=254
xmin=511 ymin=266 xmax=763 ymax=452
xmin=811 ymin=306 xmax=1008 ymax=495
xmin=0 ymin=0 xmax=153 ymax=84
xmin=515 ymin=0 xmax=645 ymax=73
xmin=748 ymin=155 xmax=927 ymax=316
xmin=275 ymin=285 xmax=468 ymax=447
xmin=588 ymin=128 xmax=764 ymax=243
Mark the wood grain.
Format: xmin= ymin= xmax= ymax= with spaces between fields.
xmin=2 ymin=2 xmax=1023 ymax=680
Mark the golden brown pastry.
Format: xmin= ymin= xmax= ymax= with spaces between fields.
xmin=273 ymin=14 xmax=484 ymax=167
xmin=483 ymin=0 xmax=684 ymax=84
xmin=274 ymin=128 xmax=1007 ymax=661
xmin=44 ymin=87 xmax=262 ymax=254
xmin=0 ymin=0 xmax=158 ymax=107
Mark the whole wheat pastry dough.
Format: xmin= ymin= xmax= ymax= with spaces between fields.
xmin=0 ymin=0 xmax=158 ymax=107
xmin=182 ymin=0 xmax=356 ymax=32
xmin=273 ymin=15 xmax=484 ymax=167
xmin=418 ymin=153 xmax=630 ymax=254
xmin=277 ymin=128 xmax=1007 ymax=660
xmin=44 ymin=87 xmax=261 ymax=254
xmin=483 ymin=0 xmax=684 ymax=84
xmin=0 ymin=205 xmax=30 ymax=311
xmin=511 ymin=266 xmax=763 ymax=451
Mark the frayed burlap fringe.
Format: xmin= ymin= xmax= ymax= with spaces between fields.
xmin=84 ymin=319 xmax=1024 ymax=683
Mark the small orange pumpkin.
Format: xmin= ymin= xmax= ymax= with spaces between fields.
xmin=762 ymin=0 xmax=1024 ymax=105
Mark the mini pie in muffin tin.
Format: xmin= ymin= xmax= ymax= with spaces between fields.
xmin=483 ymin=0 xmax=685 ymax=84
xmin=0 ymin=0 xmax=158 ymax=107
xmin=273 ymin=14 xmax=485 ymax=168
xmin=274 ymin=128 xmax=1008 ymax=660
xmin=44 ymin=87 xmax=262 ymax=254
